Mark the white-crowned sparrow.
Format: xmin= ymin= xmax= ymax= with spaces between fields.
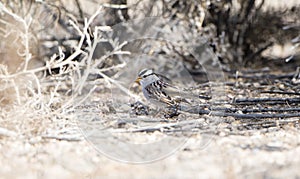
xmin=134 ymin=68 xmax=204 ymax=118
xmin=135 ymin=68 xmax=187 ymax=109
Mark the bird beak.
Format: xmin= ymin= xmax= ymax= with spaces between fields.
xmin=135 ymin=77 xmax=141 ymax=84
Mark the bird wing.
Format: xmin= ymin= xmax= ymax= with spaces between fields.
xmin=145 ymin=81 xmax=176 ymax=106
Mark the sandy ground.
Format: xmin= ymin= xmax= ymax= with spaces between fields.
xmin=1 ymin=114 xmax=299 ymax=179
